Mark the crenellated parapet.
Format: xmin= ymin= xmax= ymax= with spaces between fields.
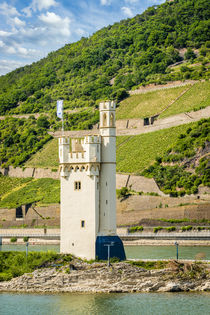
xmin=59 ymin=135 xmax=101 ymax=166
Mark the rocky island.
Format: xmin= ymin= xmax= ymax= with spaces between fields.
xmin=0 ymin=258 xmax=209 ymax=293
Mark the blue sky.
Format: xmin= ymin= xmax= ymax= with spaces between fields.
xmin=0 ymin=0 xmax=165 ymax=75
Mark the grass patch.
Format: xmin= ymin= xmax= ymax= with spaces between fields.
xmin=129 ymin=226 xmax=144 ymax=233
xmin=159 ymin=81 xmax=210 ymax=118
xmin=116 ymin=86 xmax=188 ymax=119
xmin=116 ymin=123 xmax=195 ymax=174
xmin=128 ymin=260 xmax=168 ymax=270
xmin=0 ymin=251 xmax=73 ymax=281
xmin=25 ymin=138 xmax=59 ymax=169
xmin=0 ymin=178 xmax=60 ymax=208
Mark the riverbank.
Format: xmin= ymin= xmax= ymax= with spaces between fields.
xmin=0 ymin=259 xmax=209 ymax=293
xmin=2 ymin=238 xmax=210 ymax=246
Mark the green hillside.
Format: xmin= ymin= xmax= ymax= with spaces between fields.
xmin=117 ymin=81 xmax=210 ymax=119
xmin=0 ymin=119 xmax=209 ymax=208
xmin=0 ymin=0 xmax=209 ymax=169
xmin=25 ymin=122 xmax=196 ymax=171
xmin=142 ymin=118 xmax=210 ymax=195
xmin=0 ymin=177 xmax=60 ymax=209
xmin=159 ymin=81 xmax=210 ymax=118
xmin=117 ymin=85 xmax=189 ymax=119
xmin=0 ymin=0 xmax=209 ymax=116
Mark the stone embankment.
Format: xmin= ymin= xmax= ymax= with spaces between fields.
xmin=0 ymin=260 xmax=209 ymax=293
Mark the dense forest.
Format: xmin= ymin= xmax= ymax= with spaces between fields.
xmin=0 ymin=0 xmax=209 ymax=116
xmin=0 ymin=0 xmax=209 ymax=169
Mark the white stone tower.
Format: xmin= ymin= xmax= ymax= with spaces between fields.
xmin=59 ymin=101 xmax=125 ymax=260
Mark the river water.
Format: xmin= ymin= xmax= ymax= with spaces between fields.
xmin=1 ymin=244 xmax=210 ymax=260
xmin=1 ymin=245 xmax=210 ymax=314
xmin=0 ymin=292 xmax=210 ymax=315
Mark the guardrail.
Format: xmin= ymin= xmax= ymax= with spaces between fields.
xmin=0 ymin=234 xmax=60 ymax=240
xmin=0 ymin=232 xmax=209 ymax=241
xmin=120 ymin=232 xmax=210 ymax=240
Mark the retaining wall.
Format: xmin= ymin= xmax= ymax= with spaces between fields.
xmin=117 ymin=198 xmax=210 ymax=226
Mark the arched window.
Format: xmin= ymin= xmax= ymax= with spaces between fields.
xmin=103 ymin=113 xmax=107 ymax=127
xmin=110 ymin=113 xmax=114 ymax=127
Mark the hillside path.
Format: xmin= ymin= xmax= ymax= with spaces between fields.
xmin=116 ymin=106 xmax=210 ymax=136
xmin=50 ymin=106 xmax=210 ymax=138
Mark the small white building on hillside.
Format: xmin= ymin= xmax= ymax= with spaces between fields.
xmin=59 ymin=101 xmax=125 ymax=260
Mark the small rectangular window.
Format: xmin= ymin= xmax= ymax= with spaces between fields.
xmin=74 ymin=181 xmax=81 ymax=190
xmin=81 ymin=220 xmax=85 ymax=228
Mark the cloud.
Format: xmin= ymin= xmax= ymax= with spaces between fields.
xmin=7 ymin=46 xmax=16 ymax=54
xmin=0 ymin=59 xmax=27 ymax=76
xmin=0 ymin=30 xmax=12 ymax=37
xmin=39 ymin=12 xmax=71 ymax=37
xmin=12 ymin=17 xmax=26 ymax=27
xmin=0 ymin=41 xmax=5 ymax=47
xmin=125 ymin=0 xmax=139 ymax=3
xmin=23 ymin=0 xmax=58 ymax=17
xmin=75 ymin=28 xmax=88 ymax=37
xmin=121 ymin=6 xmax=134 ymax=17
xmin=32 ymin=0 xmax=58 ymax=11
xmin=0 ymin=2 xmax=20 ymax=16
xmin=100 ymin=0 xmax=111 ymax=5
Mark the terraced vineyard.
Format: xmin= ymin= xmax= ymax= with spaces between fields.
xmin=159 ymin=81 xmax=210 ymax=118
xmin=0 ymin=177 xmax=60 ymax=209
xmin=116 ymin=81 xmax=209 ymax=120
xmin=25 ymin=123 xmax=196 ymax=173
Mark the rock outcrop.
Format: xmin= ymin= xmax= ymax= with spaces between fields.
xmin=0 ymin=260 xmax=209 ymax=293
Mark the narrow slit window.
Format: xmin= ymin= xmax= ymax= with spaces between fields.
xmin=74 ymin=181 xmax=81 ymax=190
xmin=81 ymin=220 xmax=85 ymax=228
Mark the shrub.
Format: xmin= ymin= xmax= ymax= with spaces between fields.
xmin=129 ymin=226 xmax=144 ymax=233
xmin=23 ymin=237 xmax=29 ymax=242
xmin=197 ymin=226 xmax=205 ymax=231
xmin=181 ymin=225 xmax=193 ymax=232
xmin=153 ymin=226 xmax=163 ymax=233
xmin=10 ymin=237 xmax=17 ymax=243
xmin=166 ymin=226 xmax=176 ymax=232
xmin=117 ymin=187 xmax=129 ymax=199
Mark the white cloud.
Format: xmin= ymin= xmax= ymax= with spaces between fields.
xmin=100 ymin=0 xmax=111 ymax=5
xmin=0 ymin=30 xmax=12 ymax=37
xmin=22 ymin=7 xmax=32 ymax=18
xmin=32 ymin=0 xmax=58 ymax=11
xmin=17 ymin=47 xmax=28 ymax=55
xmin=39 ymin=12 xmax=71 ymax=37
xmin=125 ymin=0 xmax=139 ymax=3
xmin=0 ymin=59 xmax=27 ymax=75
xmin=0 ymin=2 xmax=20 ymax=16
xmin=0 ymin=41 xmax=5 ymax=47
xmin=7 ymin=46 xmax=16 ymax=54
xmin=12 ymin=17 xmax=26 ymax=27
xmin=23 ymin=0 xmax=58 ymax=16
xmin=75 ymin=28 xmax=87 ymax=37
xmin=121 ymin=6 xmax=133 ymax=17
